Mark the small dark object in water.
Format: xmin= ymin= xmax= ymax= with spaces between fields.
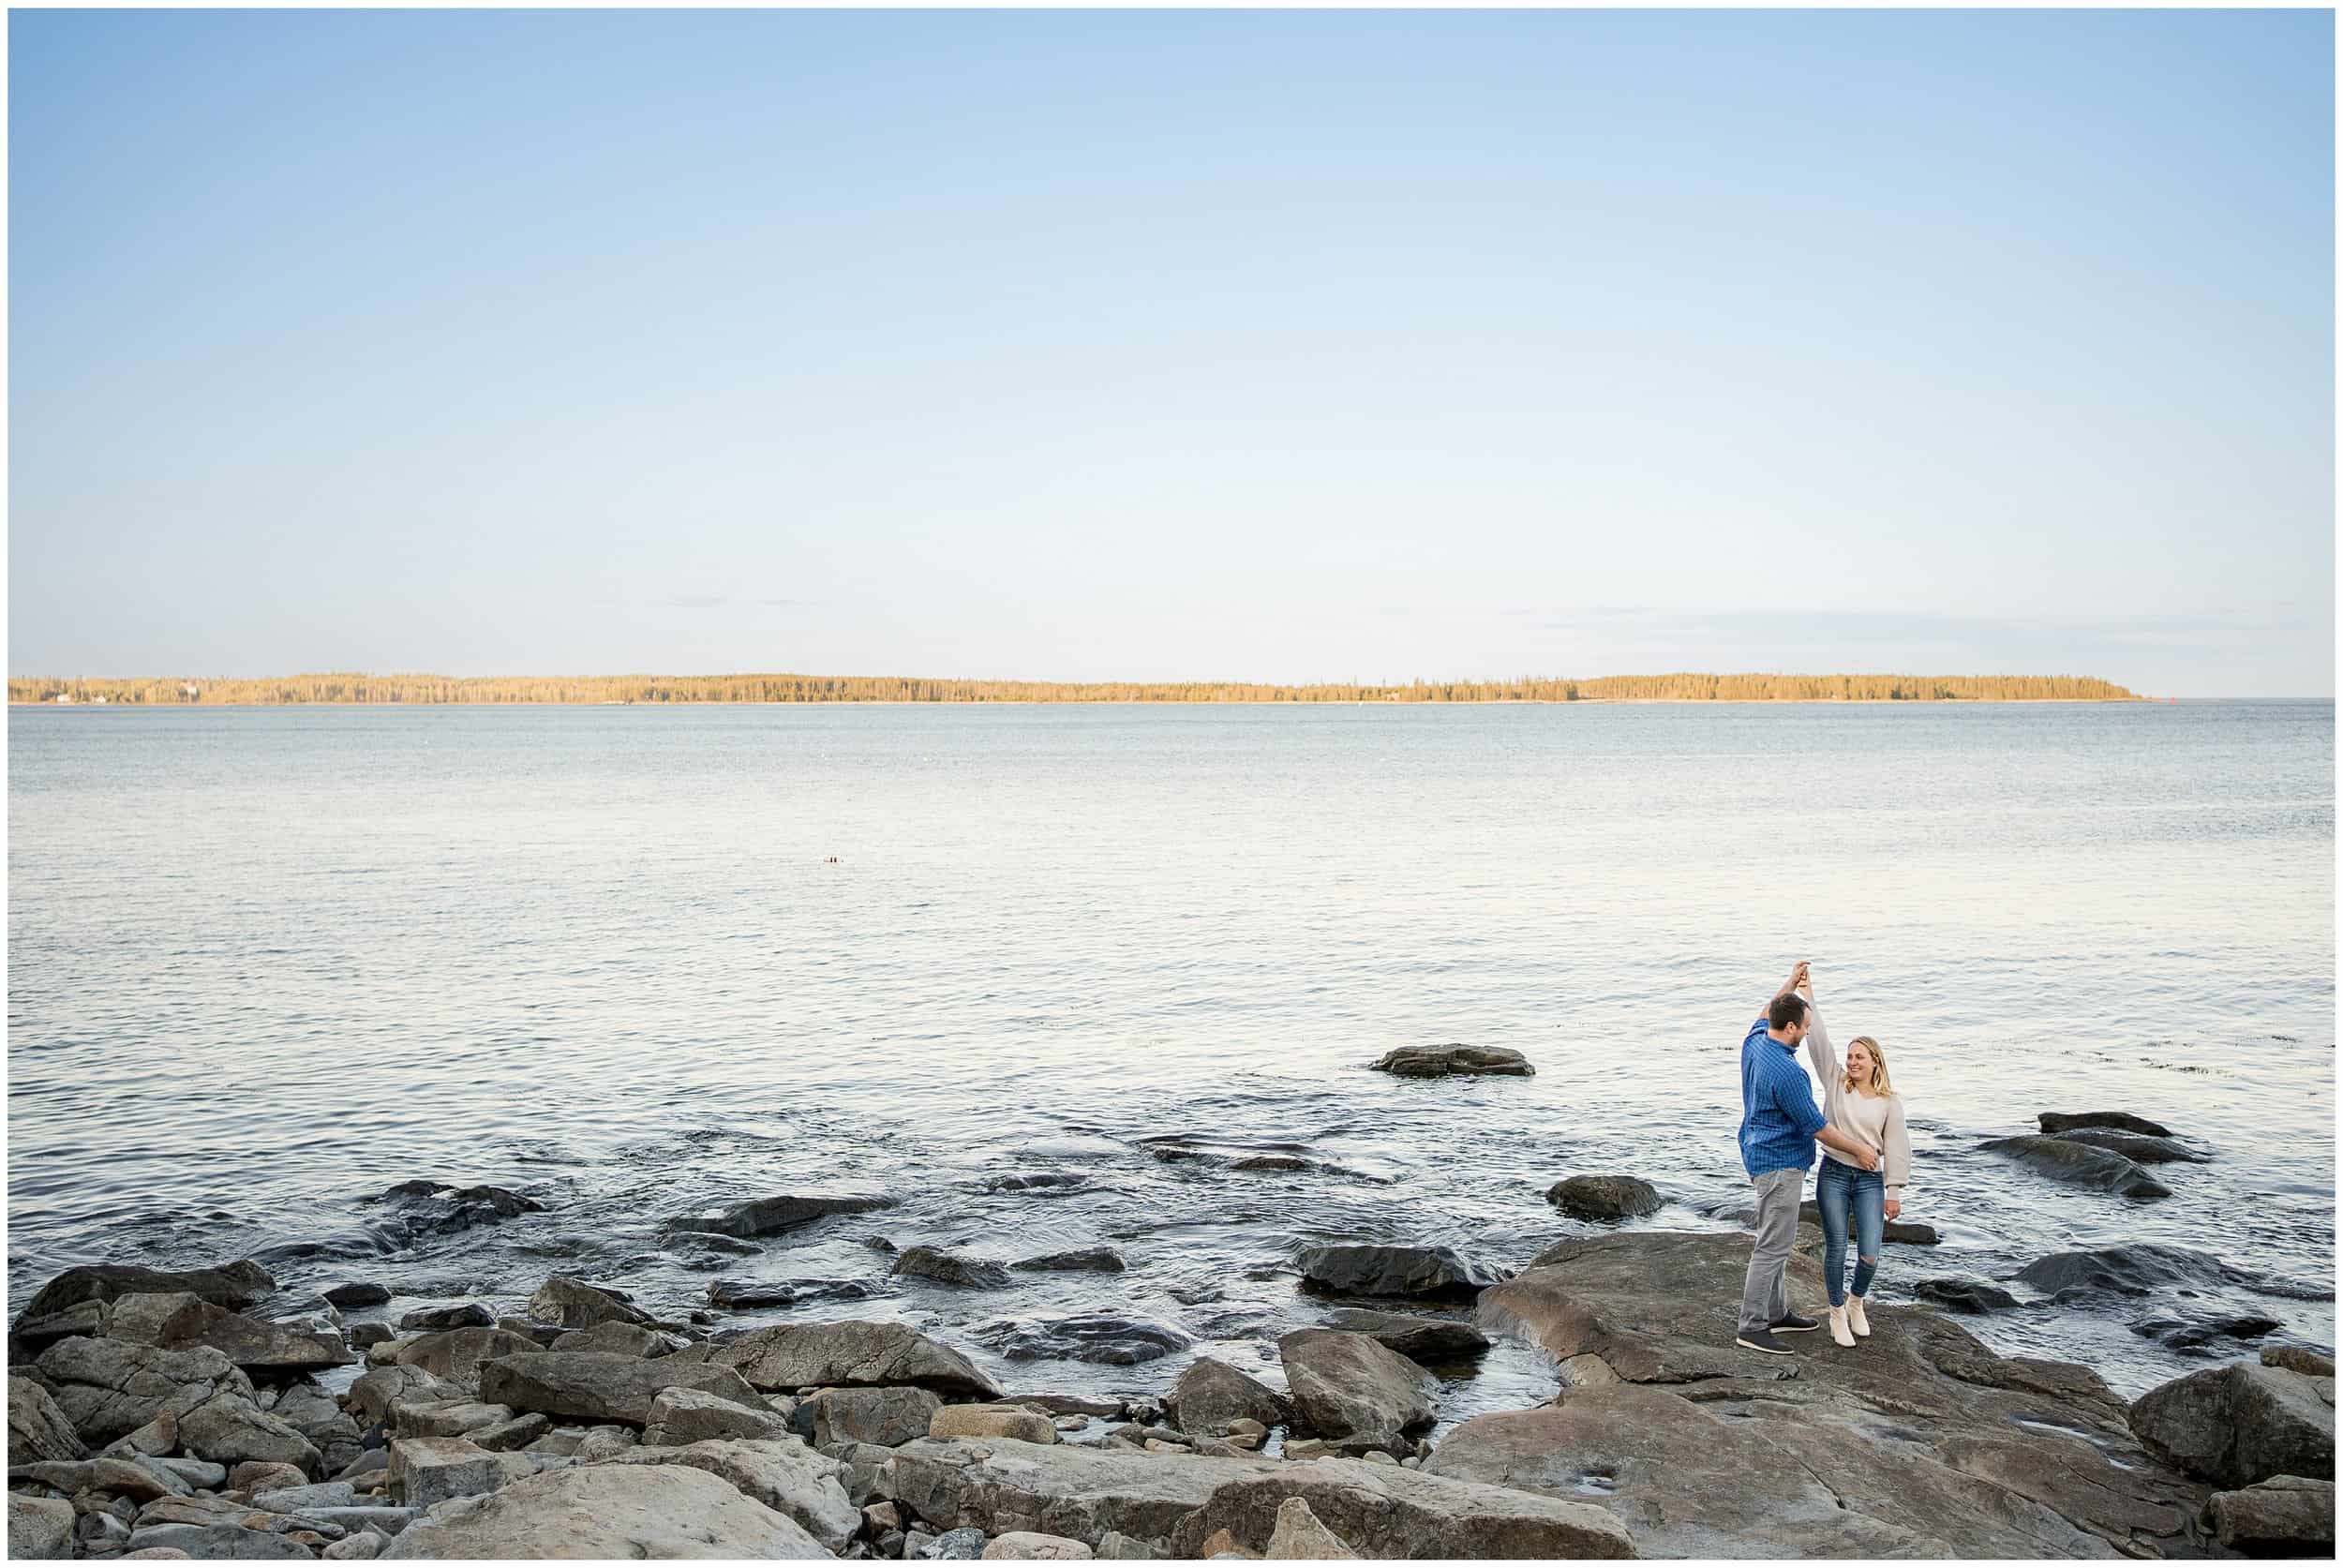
xmin=1370 ymin=1045 xmax=1534 ymax=1078
xmin=2037 ymin=1111 xmax=2173 ymax=1138
xmin=1915 ymin=1277 xmax=2019 ymax=1313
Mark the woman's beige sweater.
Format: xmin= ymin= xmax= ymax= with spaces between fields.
xmin=1804 ymin=1002 xmax=1911 ymax=1195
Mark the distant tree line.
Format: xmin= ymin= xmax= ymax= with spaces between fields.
xmin=9 ymin=671 xmax=2142 ymax=705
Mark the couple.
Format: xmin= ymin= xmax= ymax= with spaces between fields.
xmin=1736 ymin=961 xmax=1911 ymax=1354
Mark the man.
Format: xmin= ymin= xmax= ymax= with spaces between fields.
xmin=1737 ymin=961 xmax=1878 ymax=1354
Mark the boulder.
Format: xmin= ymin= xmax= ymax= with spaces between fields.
xmin=600 ymin=1437 xmax=861 ymax=1552
xmin=1367 ymin=1045 xmax=1533 ymax=1078
xmin=1293 ymin=1245 xmax=1502 ymax=1302
xmin=2204 ymin=1474 xmax=2335 ymax=1556
xmin=12 ymin=1299 xmax=109 ymax=1351
xmin=14 ymin=1262 xmax=275 ymax=1325
xmin=104 ymin=1411 xmax=180 ymax=1458
xmin=390 ymin=1397 xmax=519 ymax=1440
xmin=981 ymin=1531 xmax=1094 ymax=1560
xmin=387 ymin=1436 xmax=532 ymax=1509
xmin=1316 ymin=1308 xmax=1487 ymax=1362
xmin=2045 ymin=1128 xmax=2209 ymax=1164
xmin=250 ymin=1481 xmax=360 ymax=1514
xmin=678 ymin=1320 xmax=1000 ymax=1399
xmin=1461 ymin=1230 xmax=2218 ymax=1556
xmin=153 ymin=1299 xmax=353 ymax=1370
xmin=368 ymin=1180 xmax=545 ymax=1236
xmin=91 ymin=1454 xmax=197 ymax=1501
xmin=932 ymin=1406 xmax=1058 ymax=1444
xmin=1169 ymin=1458 xmax=1632 ymax=1559
xmin=1914 ymin=1277 xmax=2019 ymax=1313
xmin=2016 ymin=1244 xmax=2240 ymax=1297
xmin=971 ymin=1313 xmax=1192 ymax=1366
xmin=99 ymin=1292 xmax=202 ymax=1346
xmin=273 ymin=1381 xmax=361 ymax=1446
xmin=32 ymin=1336 xmax=250 ymax=1446
xmin=2128 ymin=1361 xmax=2336 ymax=1488
xmin=1167 ymin=1359 xmax=1287 ymax=1438
xmin=8 ymin=1375 xmax=87 ymax=1465
xmin=231 ymin=1460 xmax=312 ymax=1493
xmin=379 ymin=1460 xmax=831 ymax=1558
xmin=2038 ymin=1111 xmax=2174 ymax=1138
xmin=1011 ymin=1249 xmax=1127 ymax=1274
xmin=706 ymin=1278 xmax=806 ymax=1309
xmin=397 ymin=1304 xmax=494 ymax=1334
xmin=644 ymin=1384 xmax=792 ymax=1446
xmin=1260 ymin=1497 xmax=1355 ymax=1559
xmin=877 ymin=1436 xmax=1619 ymax=1556
xmin=7 ymin=1491 xmax=76 ymax=1560
xmin=347 ymin=1365 xmax=461 ymax=1426
xmin=1980 ymin=1136 xmax=2172 ymax=1199
xmin=2132 ymin=1311 xmax=2282 ymax=1353
xmin=919 ymin=1526 xmax=988 ymax=1560
xmin=1545 ymin=1175 xmax=1664 ymax=1222
xmin=391 ymin=1327 xmax=546 ymax=1393
xmin=477 ymin=1351 xmax=766 ymax=1425
xmin=791 ymin=1386 xmax=944 ymax=1448
xmin=526 ymin=1276 xmax=651 ymax=1330
xmin=124 ymin=1523 xmax=316 ymax=1560
xmin=177 ymin=1393 xmax=324 ymax=1474
xmin=1274 ymin=1333 xmax=1431 ymax=1456
xmin=2264 ymin=1346 xmax=2337 ymax=1379
xmin=470 ymin=1411 xmax=553 ymax=1452
xmin=149 ymin=1456 xmax=227 ymax=1488
xmin=321 ymin=1283 xmax=392 ymax=1308
xmin=551 ymin=1319 xmax=678 ymax=1357
xmin=665 ymin=1193 xmax=894 ymax=1240
xmin=896 ymin=1247 xmax=1014 ymax=1290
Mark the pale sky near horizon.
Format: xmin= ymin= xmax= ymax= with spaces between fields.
xmin=9 ymin=8 xmax=2335 ymax=696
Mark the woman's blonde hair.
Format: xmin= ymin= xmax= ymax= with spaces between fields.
xmin=1843 ymin=1036 xmax=1895 ymax=1097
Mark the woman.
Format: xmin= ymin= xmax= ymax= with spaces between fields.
xmin=1798 ymin=978 xmax=1910 ymax=1348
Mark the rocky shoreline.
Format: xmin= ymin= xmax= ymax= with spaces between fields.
xmin=7 ymin=1092 xmax=2336 ymax=1561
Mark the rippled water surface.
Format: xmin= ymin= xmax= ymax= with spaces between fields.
xmin=7 ymin=701 xmax=2334 ymax=1417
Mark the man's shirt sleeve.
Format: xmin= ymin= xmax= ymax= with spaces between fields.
xmin=1776 ymin=1059 xmax=1828 ymax=1138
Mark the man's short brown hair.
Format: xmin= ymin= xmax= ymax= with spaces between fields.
xmin=1768 ymin=993 xmax=1809 ymax=1032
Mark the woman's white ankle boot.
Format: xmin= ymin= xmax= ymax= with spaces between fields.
xmin=1828 ymin=1306 xmax=1856 ymax=1347
xmin=1846 ymin=1296 xmax=1871 ymax=1337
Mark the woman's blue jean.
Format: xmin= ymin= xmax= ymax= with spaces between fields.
xmin=1813 ymin=1157 xmax=1885 ymax=1307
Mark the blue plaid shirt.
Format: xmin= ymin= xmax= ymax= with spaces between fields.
xmin=1739 ymin=1016 xmax=1827 ymax=1176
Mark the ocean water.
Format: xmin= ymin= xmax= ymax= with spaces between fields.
xmin=7 ymin=700 xmax=2334 ymax=1421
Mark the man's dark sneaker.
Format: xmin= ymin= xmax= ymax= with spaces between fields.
xmin=1735 ymin=1328 xmax=1795 ymax=1355
xmin=1770 ymin=1311 xmax=1821 ymax=1334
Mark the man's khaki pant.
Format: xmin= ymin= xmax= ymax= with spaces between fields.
xmin=1739 ymin=1165 xmax=1804 ymax=1337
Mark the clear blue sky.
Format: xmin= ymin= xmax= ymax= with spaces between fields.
xmin=9 ymin=8 xmax=2334 ymax=695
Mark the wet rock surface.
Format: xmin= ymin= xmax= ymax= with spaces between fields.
xmin=1544 ymin=1175 xmax=1664 ymax=1222
xmin=665 ymin=1193 xmax=895 ymax=1240
xmin=1275 ymin=1332 xmax=1433 ymax=1456
xmin=1367 ymin=1046 xmax=1533 ymax=1078
xmin=1314 ymin=1308 xmax=1488 ymax=1362
xmin=2127 ymin=1360 xmax=2336 ymax=1489
xmin=1293 ymin=1244 xmax=1503 ymax=1301
xmin=2045 ymin=1128 xmax=2211 ymax=1164
xmin=970 ymin=1314 xmax=1192 ymax=1367
xmin=2039 ymin=1111 xmax=2176 ymax=1138
xmin=681 ymin=1320 xmax=1003 ymax=1398
xmin=1980 ymin=1135 xmax=2173 ymax=1199
xmin=1453 ymin=1230 xmax=2221 ymax=1557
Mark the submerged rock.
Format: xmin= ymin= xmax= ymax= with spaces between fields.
xmin=2046 ymin=1128 xmax=2210 ymax=1164
xmin=1913 ymin=1277 xmax=2019 ymax=1314
xmin=2038 ymin=1111 xmax=2174 ymax=1138
xmin=368 ymin=1182 xmax=545 ymax=1236
xmin=1458 ymin=1230 xmax=2217 ymax=1556
xmin=1545 ymin=1175 xmax=1663 ymax=1222
xmin=1980 ymin=1136 xmax=2171 ymax=1199
xmin=665 ymin=1193 xmax=894 ymax=1240
xmin=377 ymin=1460 xmax=831 ymax=1559
xmin=894 ymin=1247 xmax=1013 ymax=1290
xmin=1294 ymin=1244 xmax=1503 ymax=1301
xmin=1317 ymin=1308 xmax=1489 ymax=1362
xmin=321 ymin=1283 xmax=392 ymax=1308
xmin=2128 ymin=1360 xmax=2336 ymax=1488
xmin=1232 ymin=1156 xmax=1310 ymax=1173
xmin=2015 ymin=1244 xmax=2242 ymax=1297
xmin=2132 ymin=1312 xmax=2282 ymax=1353
xmin=1368 ymin=1045 xmax=1533 ymax=1078
xmin=398 ymin=1304 xmax=494 ymax=1334
xmin=1011 ymin=1249 xmax=1127 ymax=1274
xmin=972 ymin=1313 xmax=1193 ymax=1366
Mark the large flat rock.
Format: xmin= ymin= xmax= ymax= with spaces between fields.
xmin=675 ymin=1320 xmax=1000 ymax=1399
xmin=379 ymin=1461 xmax=831 ymax=1559
xmin=1461 ymin=1232 xmax=2216 ymax=1558
xmin=477 ymin=1351 xmax=766 ymax=1425
xmin=876 ymin=1436 xmax=1630 ymax=1559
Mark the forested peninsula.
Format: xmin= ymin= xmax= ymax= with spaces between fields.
xmin=11 ymin=672 xmax=2141 ymax=705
